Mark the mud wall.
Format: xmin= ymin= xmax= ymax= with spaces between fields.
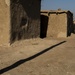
xmin=47 ymin=13 xmax=67 ymax=38
xmin=0 ymin=0 xmax=10 ymax=46
xmin=10 ymin=0 xmax=41 ymax=43
xmin=0 ymin=0 xmax=41 ymax=45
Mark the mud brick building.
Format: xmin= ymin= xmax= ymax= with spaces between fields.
xmin=0 ymin=0 xmax=41 ymax=46
xmin=41 ymin=9 xmax=73 ymax=38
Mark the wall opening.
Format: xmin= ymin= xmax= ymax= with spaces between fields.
xmin=40 ymin=15 xmax=48 ymax=38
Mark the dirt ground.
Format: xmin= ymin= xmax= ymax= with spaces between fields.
xmin=0 ymin=34 xmax=75 ymax=75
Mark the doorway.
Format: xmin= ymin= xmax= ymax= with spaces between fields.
xmin=40 ymin=15 xmax=48 ymax=38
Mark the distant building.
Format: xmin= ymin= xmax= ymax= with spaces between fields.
xmin=41 ymin=9 xmax=73 ymax=38
xmin=0 ymin=0 xmax=41 ymax=46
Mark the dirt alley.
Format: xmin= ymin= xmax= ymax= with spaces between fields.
xmin=0 ymin=34 xmax=75 ymax=75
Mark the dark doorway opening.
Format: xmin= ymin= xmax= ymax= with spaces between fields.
xmin=67 ymin=13 xmax=74 ymax=37
xmin=40 ymin=15 xmax=48 ymax=38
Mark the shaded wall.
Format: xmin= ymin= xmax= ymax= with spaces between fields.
xmin=10 ymin=0 xmax=41 ymax=43
xmin=0 ymin=0 xmax=41 ymax=45
xmin=67 ymin=12 xmax=74 ymax=36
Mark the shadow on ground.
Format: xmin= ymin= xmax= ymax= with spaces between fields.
xmin=0 ymin=41 xmax=66 ymax=74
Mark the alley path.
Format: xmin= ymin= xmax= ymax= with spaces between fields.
xmin=0 ymin=34 xmax=75 ymax=75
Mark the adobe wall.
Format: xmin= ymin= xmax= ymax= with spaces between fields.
xmin=10 ymin=0 xmax=41 ymax=43
xmin=0 ymin=0 xmax=41 ymax=45
xmin=0 ymin=0 xmax=10 ymax=46
xmin=47 ymin=13 xmax=67 ymax=38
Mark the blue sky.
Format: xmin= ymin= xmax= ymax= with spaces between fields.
xmin=41 ymin=0 xmax=75 ymax=19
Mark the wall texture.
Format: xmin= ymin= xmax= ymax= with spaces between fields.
xmin=47 ymin=13 xmax=67 ymax=38
xmin=10 ymin=0 xmax=41 ymax=44
xmin=0 ymin=0 xmax=10 ymax=46
xmin=0 ymin=0 xmax=41 ymax=45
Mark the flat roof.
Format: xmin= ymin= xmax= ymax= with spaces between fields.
xmin=41 ymin=10 xmax=73 ymax=15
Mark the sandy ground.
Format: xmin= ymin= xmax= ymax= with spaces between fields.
xmin=0 ymin=34 xmax=75 ymax=75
